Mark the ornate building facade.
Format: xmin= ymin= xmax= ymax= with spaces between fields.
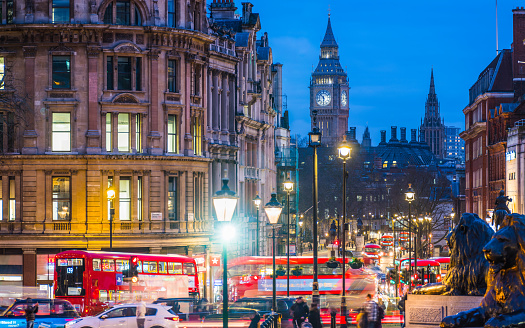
xmin=420 ymin=69 xmax=446 ymax=159
xmin=309 ymin=16 xmax=349 ymax=147
xmin=0 ymin=0 xmax=285 ymax=297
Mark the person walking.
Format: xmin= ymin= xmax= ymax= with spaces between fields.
xmin=24 ymin=298 xmax=38 ymax=328
xmin=308 ymin=303 xmax=322 ymax=328
xmin=136 ymin=297 xmax=147 ymax=328
xmin=290 ymin=297 xmax=309 ymax=328
xmin=248 ymin=312 xmax=261 ymax=328
xmin=364 ymin=294 xmax=378 ymax=328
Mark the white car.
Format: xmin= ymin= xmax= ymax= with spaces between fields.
xmin=65 ymin=303 xmax=179 ymax=328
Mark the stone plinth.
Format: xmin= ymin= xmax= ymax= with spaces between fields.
xmin=405 ymin=294 xmax=483 ymax=328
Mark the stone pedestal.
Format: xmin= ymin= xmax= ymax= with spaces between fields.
xmin=406 ymin=294 xmax=483 ymax=328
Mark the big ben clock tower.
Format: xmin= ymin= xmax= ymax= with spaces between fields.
xmin=310 ymin=16 xmax=349 ymax=147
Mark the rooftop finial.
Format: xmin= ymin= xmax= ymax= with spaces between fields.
xmin=328 ymin=5 xmax=331 ymax=18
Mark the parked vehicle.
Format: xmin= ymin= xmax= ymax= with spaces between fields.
xmin=153 ymin=297 xmax=211 ymax=321
xmin=65 ymin=303 xmax=179 ymax=328
xmin=0 ymin=298 xmax=79 ymax=328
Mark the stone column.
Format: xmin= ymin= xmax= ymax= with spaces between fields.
xmin=148 ymin=50 xmax=162 ymax=155
xmin=86 ymin=47 xmax=101 ymax=154
xmin=207 ymin=71 xmax=213 ymax=133
xmin=212 ymin=72 xmax=220 ymax=140
xmin=23 ymin=248 xmax=37 ymax=286
xmin=221 ymin=75 xmax=229 ymax=144
xmin=22 ymin=46 xmax=37 ymax=154
xmin=184 ymin=56 xmax=193 ymax=155
xmin=130 ymin=114 xmax=137 ymax=153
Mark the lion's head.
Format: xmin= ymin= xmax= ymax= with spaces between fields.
xmin=483 ymin=213 xmax=525 ymax=274
xmin=443 ymin=213 xmax=494 ymax=295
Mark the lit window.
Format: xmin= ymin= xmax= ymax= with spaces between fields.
xmin=52 ymin=177 xmax=70 ymax=220
xmin=52 ymin=112 xmax=71 ymax=152
xmin=106 ymin=113 xmax=112 ymax=152
xmin=52 ymin=0 xmax=70 ymax=23
xmin=117 ymin=113 xmax=130 ymax=152
xmin=119 ymin=178 xmax=131 ymax=220
xmin=9 ymin=177 xmax=14 ymax=221
xmin=168 ymin=59 xmax=177 ymax=92
xmin=52 ymin=56 xmax=71 ymax=89
xmin=167 ymin=114 xmax=178 ymax=153
xmin=136 ymin=114 xmax=142 ymax=153
xmin=137 ymin=176 xmax=142 ymax=221
xmin=192 ymin=116 xmax=202 ymax=155
xmin=168 ymin=177 xmax=177 ymax=220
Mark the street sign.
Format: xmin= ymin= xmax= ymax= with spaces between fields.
xmin=151 ymin=212 xmax=162 ymax=221
xmin=210 ymin=256 xmax=220 ymax=266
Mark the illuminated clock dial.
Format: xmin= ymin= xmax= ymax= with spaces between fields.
xmin=316 ymin=90 xmax=331 ymax=106
xmin=341 ymin=90 xmax=347 ymax=106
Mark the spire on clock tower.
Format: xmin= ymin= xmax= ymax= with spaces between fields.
xmin=420 ymin=68 xmax=445 ymax=158
xmin=309 ymin=15 xmax=349 ymax=147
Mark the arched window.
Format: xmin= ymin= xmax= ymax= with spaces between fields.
xmin=103 ymin=0 xmax=142 ymax=26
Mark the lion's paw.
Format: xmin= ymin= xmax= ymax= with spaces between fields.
xmin=441 ymin=315 xmax=459 ymax=328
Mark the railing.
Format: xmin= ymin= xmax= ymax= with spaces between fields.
xmin=209 ymin=44 xmax=236 ymax=57
xmin=261 ymin=313 xmax=281 ymax=328
xmin=0 ymin=220 xmax=212 ymax=234
xmin=245 ymin=166 xmax=259 ymax=179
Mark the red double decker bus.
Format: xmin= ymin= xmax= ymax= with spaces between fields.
xmin=54 ymin=250 xmax=199 ymax=316
xmin=219 ymin=256 xmax=376 ymax=304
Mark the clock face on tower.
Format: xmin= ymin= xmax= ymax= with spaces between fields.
xmin=341 ymin=90 xmax=347 ymax=106
xmin=316 ymin=90 xmax=331 ymax=106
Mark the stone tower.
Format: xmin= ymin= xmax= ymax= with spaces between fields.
xmin=420 ymin=68 xmax=445 ymax=158
xmin=309 ymin=15 xmax=349 ymax=147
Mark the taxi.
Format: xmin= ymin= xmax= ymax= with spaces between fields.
xmin=0 ymin=298 xmax=79 ymax=328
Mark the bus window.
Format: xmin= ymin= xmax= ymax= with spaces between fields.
xmin=159 ymin=262 xmax=167 ymax=274
xmin=137 ymin=261 xmax=142 ymax=273
xmin=99 ymin=290 xmax=108 ymax=302
xmin=102 ymin=259 xmax=115 ymax=272
xmin=143 ymin=261 xmax=158 ymax=273
xmin=93 ymin=259 xmax=101 ymax=271
xmin=183 ymin=263 xmax=196 ymax=275
xmin=116 ymin=260 xmax=129 ymax=272
xmin=168 ymin=262 xmax=182 ymax=274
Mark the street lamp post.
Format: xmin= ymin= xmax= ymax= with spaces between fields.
xmin=213 ymin=176 xmax=238 ymax=328
xmin=107 ymin=187 xmax=116 ymax=251
xmin=426 ymin=216 xmax=432 ymax=258
xmin=338 ymin=135 xmax=351 ymax=328
xmin=283 ymin=177 xmax=294 ymax=297
xmin=309 ymin=110 xmax=322 ymax=305
xmin=299 ymin=221 xmax=304 ymax=255
xmin=392 ymin=215 xmax=398 ymax=299
xmin=405 ymin=184 xmax=415 ymax=290
xmin=264 ymin=193 xmax=283 ymax=315
xmin=253 ymin=194 xmax=262 ymax=255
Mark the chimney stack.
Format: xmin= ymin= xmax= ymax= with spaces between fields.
xmin=389 ymin=126 xmax=398 ymax=142
xmin=380 ymin=130 xmax=386 ymax=144
xmin=400 ymin=127 xmax=407 ymax=143
xmin=410 ymin=129 xmax=417 ymax=143
xmin=349 ymin=127 xmax=356 ymax=141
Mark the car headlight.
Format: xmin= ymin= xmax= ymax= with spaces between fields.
xmin=65 ymin=318 xmax=83 ymax=327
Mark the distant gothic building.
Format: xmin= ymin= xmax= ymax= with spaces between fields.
xmin=420 ymin=69 xmax=446 ymax=158
xmin=309 ymin=16 xmax=349 ymax=147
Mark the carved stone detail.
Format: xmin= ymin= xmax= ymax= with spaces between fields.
xmin=409 ymin=307 xmax=442 ymax=324
xmin=135 ymin=34 xmax=144 ymax=44
xmin=103 ymin=33 xmax=114 ymax=43
xmin=113 ymin=94 xmax=139 ymax=104
xmin=116 ymin=33 xmax=133 ymax=42
xmin=148 ymin=49 xmax=160 ymax=60
xmin=87 ymin=47 xmax=101 ymax=58
xmin=49 ymin=44 xmax=74 ymax=53
xmin=49 ymin=93 xmax=74 ymax=99
xmin=23 ymin=46 xmax=37 ymax=58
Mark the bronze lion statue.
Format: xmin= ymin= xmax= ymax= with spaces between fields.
xmin=441 ymin=213 xmax=525 ymax=328
xmin=414 ymin=213 xmax=494 ymax=296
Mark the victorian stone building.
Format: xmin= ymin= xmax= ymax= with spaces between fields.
xmin=0 ymin=0 xmax=285 ymax=296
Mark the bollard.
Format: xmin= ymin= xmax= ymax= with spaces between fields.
xmin=330 ymin=310 xmax=336 ymax=328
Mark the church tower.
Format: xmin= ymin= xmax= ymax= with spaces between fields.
xmin=309 ymin=16 xmax=349 ymax=147
xmin=420 ymin=68 xmax=445 ymax=158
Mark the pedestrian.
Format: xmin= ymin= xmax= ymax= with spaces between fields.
xmin=308 ymin=303 xmax=322 ymax=328
xmin=364 ymin=294 xmax=378 ymax=328
xmin=290 ymin=296 xmax=309 ymax=328
xmin=24 ymin=298 xmax=38 ymax=328
xmin=248 ymin=311 xmax=260 ymax=328
xmin=356 ymin=308 xmax=367 ymax=328
xmin=136 ymin=296 xmax=147 ymax=328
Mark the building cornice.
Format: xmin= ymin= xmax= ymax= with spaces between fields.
xmin=0 ymin=154 xmax=213 ymax=163
xmin=460 ymin=121 xmax=486 ymax=140
xmin=463 ymin=92 xmax=514 ymax=114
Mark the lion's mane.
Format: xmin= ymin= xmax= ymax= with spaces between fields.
xmin=443 ymin=213 xmax=494 ymax=296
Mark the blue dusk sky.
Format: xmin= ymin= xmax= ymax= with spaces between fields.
xmin=209 ymin=1 xmax=524 ymax=145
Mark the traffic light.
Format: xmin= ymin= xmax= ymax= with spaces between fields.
xmin=130 ymin=257 xmax=139 ymax=283
xmin=400 ymin=270 xmax=410 ymax=284
xmin=388 ymin=269 xmax=398 ymax=284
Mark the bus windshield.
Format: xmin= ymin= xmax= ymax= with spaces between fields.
xmin=364 ymin=247 xmax=380 ymax=253
xmin=55 ymin=258 xmax=85 ymax=296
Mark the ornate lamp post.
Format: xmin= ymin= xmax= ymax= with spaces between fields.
xmin=264 ymin=193 xmax=283 ymax=314
xmin=299 ymin=220 xmax=304 ymax=255
xmin=213 ymin=176 xmax=238 ymax=328
xmin=308 ymin=109 xmax=321 ymax=305
xmin=405 ymin=184 xmax=415 ymax=289
xmin=253 ymin=194 xmax=262 ymax=255
xmin=283 ymin=177 xmax=294 ymax=297
xmin=106 ymin=186 xmax=116 ymax=251
xmin=392 ymin=214 xmax=398 ymax=299
xmin=338 ymin=135 xmax=351 ymax=328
